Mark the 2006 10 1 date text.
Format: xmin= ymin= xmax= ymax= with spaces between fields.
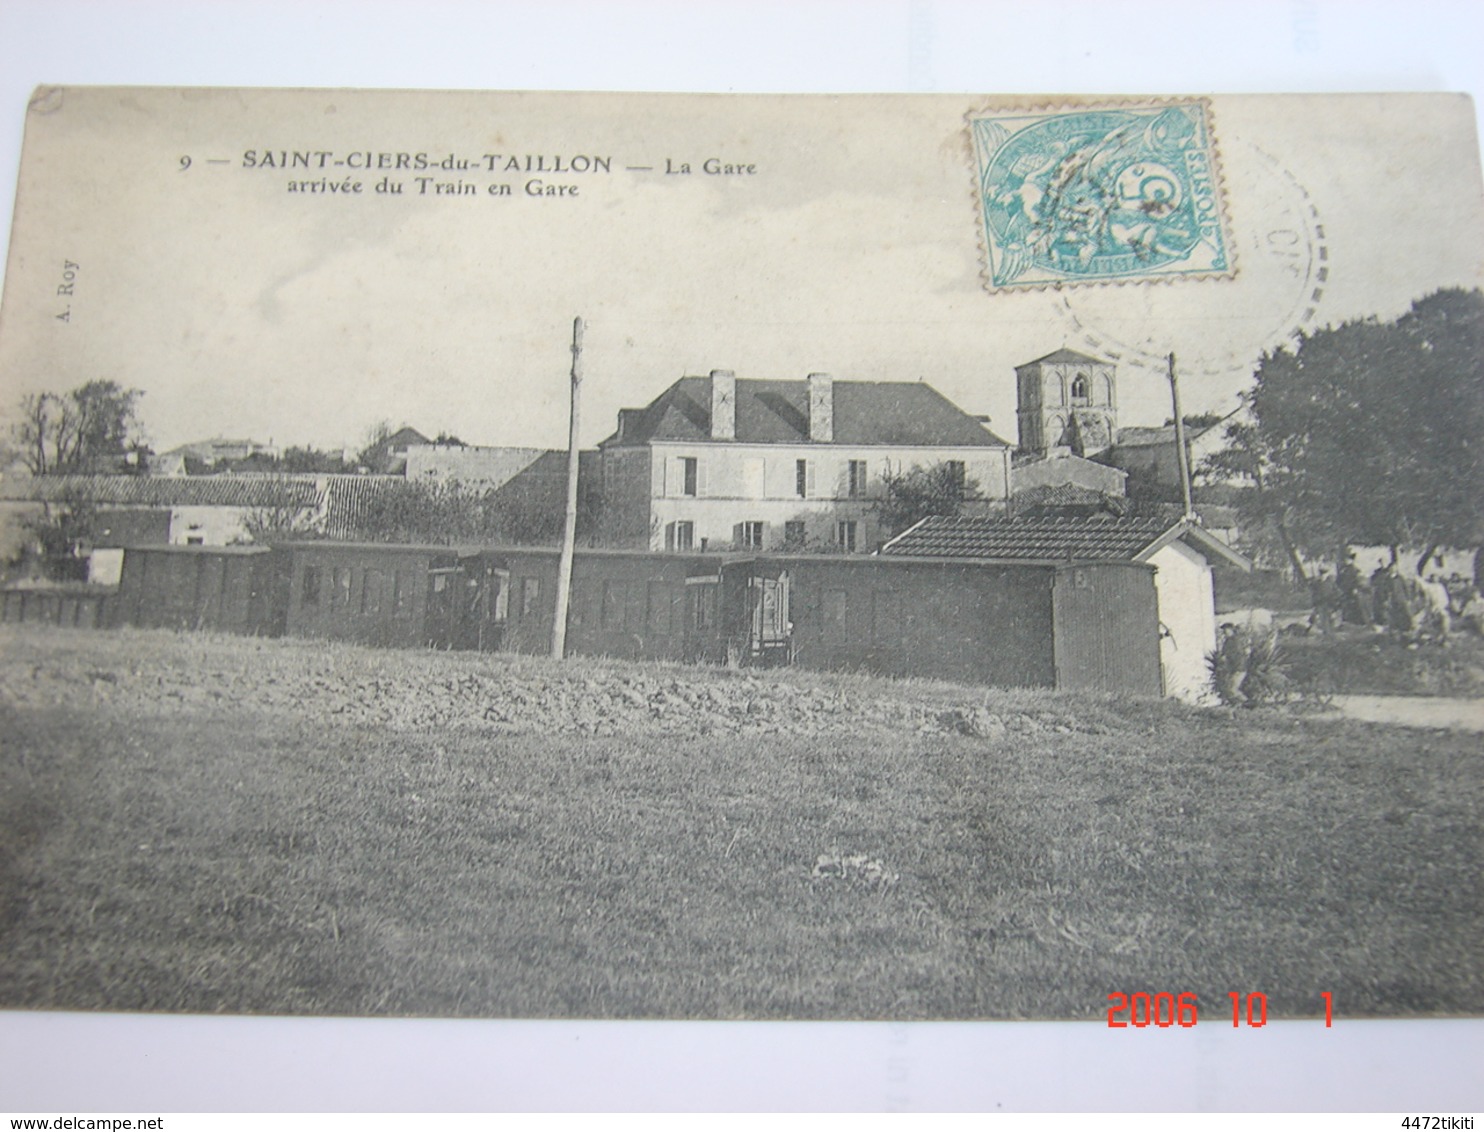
xmin=1106 ymin=991 xmax=1333 ymax=1027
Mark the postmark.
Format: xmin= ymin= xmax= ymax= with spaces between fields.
xmin=1053 ymin=141 xmax=1329 ymax=384
xmin=968 ymin=100 xmax=1233 ymax=289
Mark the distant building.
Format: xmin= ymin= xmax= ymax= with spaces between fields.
xmin=0 ymin=473 xmax=324 ymax=583
xmin=155 ymin=437 xmax=280 ymax=474
xmin=358 ymin=427 xmax=432 ymax=474
xmin=1011 ymin=348 xmax=1244 ymax=538
xmin=1011 ymin=447 xmax=1127 ymax=505
xmin=1104 ymin=418 xmax=1234 ymax=487
xmin=598 ymin=369 xmax=1011 ymax=552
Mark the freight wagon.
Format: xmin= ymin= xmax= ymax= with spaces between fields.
xmin=83 ymin=540 xmax=1171 ymax=696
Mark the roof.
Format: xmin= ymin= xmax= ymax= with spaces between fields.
xmin=879 ymin=514 xmax=1249 ymax=569
xmin=313 ymin=475 xmax=424 ymax=539
xmin=1012 ymin=484 xmax=1129 ymax=514
xmin=1114 ymin=425 xmax=1180 ymax=449
xmin=603 ymin=377 xmax=1008 ymax=448
xmin=384 ymin=427 xmax=431 ymax=450
xmin=1115 ymin=417 xmax=1229 ymax=449
xmin=1018 ymin=348 xmax=1108 ymax=368
xmin=0 ymin=474 xmax=322 ymax=509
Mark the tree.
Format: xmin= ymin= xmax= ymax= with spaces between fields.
xmin=12 ymin=381 xmax=146 ymax=475
xmin=340 ymin=478 xmax=563 ymax=546
xmin=1214 ymin=288 xmax=1484 ymax=572
xmin=18 ymin=490 xmax=100 ymax=580
xmin=1199 ymin=413 xmax=1310 ymax=578
xmin=354 ymin=419 xmax=395 ymax=471
xmin=278 ymin=445 xmax=350 ymax=474
xmin=874 ymin=461 xmax=983 ymax=541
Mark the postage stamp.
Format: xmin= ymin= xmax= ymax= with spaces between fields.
xmin=968 ymin=100 xmax=1233 ymax=289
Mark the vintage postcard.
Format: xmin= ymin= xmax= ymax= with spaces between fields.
xmin=0 ymin=88 xmax=1479 ymax=1023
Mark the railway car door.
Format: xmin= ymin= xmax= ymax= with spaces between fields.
xmin=451 ymin=554 xmax=508 ymax=652
xmin=425 ymin=556 xmax=462 ymax=648
xmin=746 ymin=570 xmax=792 ymax=666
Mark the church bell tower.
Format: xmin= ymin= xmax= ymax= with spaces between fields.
xmin=1015 ymin=348 xmax=1118 ymax=458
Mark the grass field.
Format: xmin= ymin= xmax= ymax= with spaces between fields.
xmin=1 ymin=625 xmax=1479 ymax=1020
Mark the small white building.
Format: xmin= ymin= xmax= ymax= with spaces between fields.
xmin=0 ymin=474 xmax=327 ymax=582
xmin=881 ymin=514 xmax=1250 ymax=701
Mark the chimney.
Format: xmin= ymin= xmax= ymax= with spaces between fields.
xmin=807 ymin=372 xmax=833 ymax=442
xmin=710 ymin=369 xmax=736 ymax=440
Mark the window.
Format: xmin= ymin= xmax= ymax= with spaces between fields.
xmin=836 ymin=520 xmax=858 ymax=551
xmin=823 ymin=589 xmax=848 ymax=632
xmin=681 ymin=456 xmax=698 ymax=497
xmin=847 ymin=459 xmax=868 ymax=498
xmin=361 ymin=569 xmax=383 ymax=615
xmin=795 ymin=459 xmax=809 ymax=498
xmin=333 ymin=567 xmax=352 ymax=607
xmin=873 ymin=590 xmax=901 ymax=642
xmin=186 ymin=535 xmax=204 ymax=546
xmin=946 ymin=460 xmax=966 ymax=497
xmin=302 ymin=565 xmax=321 ymax=605
xmin=601 ymin=580 xmax=627 ymax=631
xmin=736 ymin=521 xmax=764 ymax=549
xmin=667 ymin=520 xmax=695 ymax=551
xmin=1071 ymin=373 xmax=1090 ymax=403
xmin=647 ymin=581 xmax=672 ymax=634
xmin=520 ymin=576 xmax=541 ymax=617
xmin=783 ymin=520 xmax=806 ymax=548
xmin=689 ymin=582 xmax=716 ymax=631
xmin=393 ymin=570 xmax=410 ymax=615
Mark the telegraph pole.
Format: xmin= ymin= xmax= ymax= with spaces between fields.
xmin=552 ymin=316 xmax=583 ymax=658
xmin=1167 ymin=352 xmax=1195 ymax=520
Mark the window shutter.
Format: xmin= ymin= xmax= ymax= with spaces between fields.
xmin=665 ymin=522 xmax=675 ymax=551
xmin=732 ymin=522 xmax=743 ymax=547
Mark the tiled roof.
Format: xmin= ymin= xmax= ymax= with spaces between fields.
xmin=315 ymin=475 xmax=423 ymax=539
xmin=0 ymin=474 xmax=323 ymax=509
xmin=603 ymin=377 xmax=1007 ymax=448
xmin=1115 ymin=425 xmax=1179 ymax=448
xmin=1018 ymin=348 xmax=1108 ymax=367
xmin=882 ymin=513 xmax=1250 ymax=569
xmin=881 ymin=514 xmax=1176 ymax=561
xmin=1115 ymin=420 xmax=1226 ymax=449
xmin=1012 ymin=484 xmax=1128 ymax=514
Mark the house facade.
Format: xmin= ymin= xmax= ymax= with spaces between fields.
xmin=599 ymin=370 xmax=1011 ymax=553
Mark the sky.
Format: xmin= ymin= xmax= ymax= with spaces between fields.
xmin=0 ymin=87 xmax=1480 ymax=456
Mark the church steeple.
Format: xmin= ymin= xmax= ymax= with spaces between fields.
xmin=1015 ymin=348 xmax=1117 ymax=458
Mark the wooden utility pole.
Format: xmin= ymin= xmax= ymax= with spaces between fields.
xmin=1167 ymin=352 xmax=1195 ymax=520
xmin=551 ymin=316 xmax=583 ymax=658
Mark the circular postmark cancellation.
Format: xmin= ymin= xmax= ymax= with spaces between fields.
xmin=969 ymin=100 xmax=1234 ymax=289
xmin=1054 ymin=142 xmax=1330 ymax=382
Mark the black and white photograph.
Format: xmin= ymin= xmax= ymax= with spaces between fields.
xmin=0 ymin=2 xmax=1481 ymax=1115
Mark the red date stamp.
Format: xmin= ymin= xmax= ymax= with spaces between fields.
xmin=1106 ymin=991 xmax=1334 ymax=1027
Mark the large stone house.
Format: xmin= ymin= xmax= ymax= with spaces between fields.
xmin=597 ymin=370 xmax=1011 ymax=552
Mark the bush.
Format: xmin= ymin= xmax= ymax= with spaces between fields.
xmin=1206 ymin=628 xmax=1291 ymax=707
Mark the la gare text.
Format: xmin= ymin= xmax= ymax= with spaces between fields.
xmin=237 ymin=150 xmax=757 ymax=199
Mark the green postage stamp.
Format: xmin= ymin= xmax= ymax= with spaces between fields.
xmin=969 ymin=100 xmax=1233 ymax=288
